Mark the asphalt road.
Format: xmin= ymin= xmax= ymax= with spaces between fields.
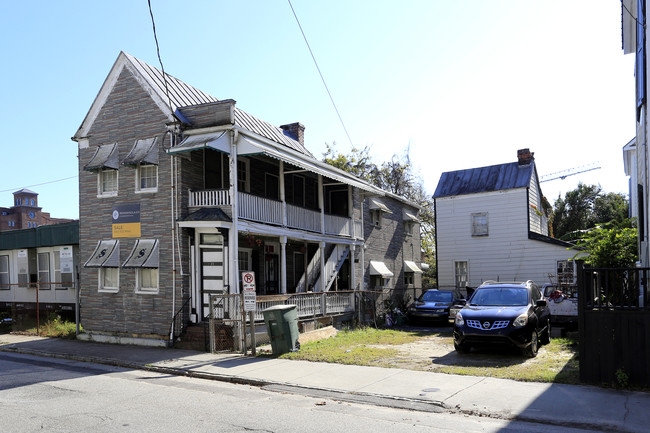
xmin=0 ymin=352 xmax=597 ymax=433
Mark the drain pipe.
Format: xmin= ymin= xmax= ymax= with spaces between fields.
xmin=169 ymin=129 xmax=177 ymax=343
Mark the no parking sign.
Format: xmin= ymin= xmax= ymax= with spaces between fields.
xmin=242 ymin=271 xmax=256 ymax=311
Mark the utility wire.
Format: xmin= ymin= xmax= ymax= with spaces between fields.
xmin=621 ymin=0 xmax=645 ymax=28
xmin=0 ymin=175 xmax=78 ymax=193
xmin=147 ymin=0 xmax=174 ymax=114
xmin=287 ymin=0 xmax=354 ymax=147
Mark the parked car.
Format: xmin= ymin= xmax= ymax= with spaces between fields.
xmin=453 ymin=280 xmax=551 ymax=357
xmin=407 ymin=289 xmax=464 ymax=324
xmin=542 ymin=283 xmax=578 ymax=327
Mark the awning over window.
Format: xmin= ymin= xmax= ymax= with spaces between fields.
xmin=403 ymin=212 xmax=419 ymax=222
xmin=123 ymin=239 xmax=159 ymax=268
xmin=84 ymin=142 xmax=120 ymax=171
xmin=84 ymin=239 xmax=120 ymax=267
xmin=167 ymin=131 xmax=229 ymax=155
xmin=369 ymin=260 xmax=394 ymax=277
xmin=404 ymin=260 xmax=423 ymax=274
xmin=122 ymin=137 xmax=159 ymax=166
xmin=369 ymin=198 xmax=392 ymax=213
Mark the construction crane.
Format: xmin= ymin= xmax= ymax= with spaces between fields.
xmin=539 ymin=162 xmax=601 ymax=183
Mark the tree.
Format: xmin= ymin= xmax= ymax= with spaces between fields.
xmin=323 ymin=144 xmax=436 ymax=287
xmin=573 ymin=223 xmax=637 ymax=268
xmin=551 ymin=183 xmax=631 ymax=240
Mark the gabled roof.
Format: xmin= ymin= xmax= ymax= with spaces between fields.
xmin=433 ymin=162 xmax=535 ymax=198
xmin=73 ymin=52 xmax=312 ymax=157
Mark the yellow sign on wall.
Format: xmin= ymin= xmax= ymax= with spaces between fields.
xmin=112 ymin=222 xmax=141 ymax=238
xmin=112 ymin=204 xmax=141 ymax=238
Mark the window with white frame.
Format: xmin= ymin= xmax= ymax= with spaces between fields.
xmin=53 ymin=251 xmax=73 ymax=290
xmin=237 ymin=158 xmax=250 ymax=193
xmin=136 ymin=164 xmax=158 ymax=192
xmin=98 ymin=169 xmax=118 ymax=196
xmin=136 ymin=268 xmax=159 ymax=294
xmin=0 ymin=255 xmax=9 ymax=290
xmin=404 ymin=272 xmax=414 ymax=286
xmin=455 ymin=261 xmax=468 ymax=289
xmin=404 ymin=221 xmax=414 ymax=236
xmin=471 ymin=213 xmax=488 ymax=236
xmin=238 ymin=249 xmax=252 ymax=272
xmin=37 ymin=252 xmax=51 ymax=290
xmin=99 ymin=267 xmax=119 ymax=293
xmin=556 ymin=260 xmax=575 ymax=285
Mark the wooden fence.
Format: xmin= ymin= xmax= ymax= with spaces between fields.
xmin=577 ymin=262 xmax=650 ymax=387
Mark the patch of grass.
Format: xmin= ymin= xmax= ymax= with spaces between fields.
xmin=278 ymin=327 xmax=581 ymax=385
xmin=280 ymin=327 xmax=421 ymax=365
xmin=23 ymin=315 xmax=80 ymax=339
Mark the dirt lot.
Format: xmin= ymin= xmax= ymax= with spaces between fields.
xmin=367 ymin=324 xmax=579 ymax=382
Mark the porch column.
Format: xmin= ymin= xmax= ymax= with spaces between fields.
xmin=280 ymin=236 xmax=287 ymax=294
xmin=350 ymin=244 xmax=356 ymax=290
xmin=280 ymin=161 xmax=287 ymax=227
xmin=319 ymin=241 xmax=326 ymax=291
xmin=348 ymin=185 xmax=353 ymax=236
xmin=318 ymin=175 xmax=324 ymax=234
xmin=229 ymin=129 xmax=240 ymax=294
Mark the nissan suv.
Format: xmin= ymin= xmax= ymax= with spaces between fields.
xmin=453 ymin=280 xmax=551 ymax=357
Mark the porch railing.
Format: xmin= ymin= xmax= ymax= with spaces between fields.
xmin=287 ymin=204 xmax=321 ymax=232
xmin=238 ymin=192 xmax=283 ymax=225
xmin=189 ymin=189 xmax=230 ymax=207
xmin=190 ymin=189 xmax=358 ymax=237
xmin=250 ymin=291 xmax=356 ymax=322
xmin=324 ymin=214 xmax=351 ymax=236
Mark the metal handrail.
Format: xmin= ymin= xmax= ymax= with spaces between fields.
xmin=168 ymin=297 xmax=191 ymax=344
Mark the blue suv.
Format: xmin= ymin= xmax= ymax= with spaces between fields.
xmin=453 ymin=280 xmax=551 ymax=357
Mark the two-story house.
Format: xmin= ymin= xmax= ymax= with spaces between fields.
xmin=72 ymin=52 xmax=422 ymax=346
xmin=433 ymin=149 xmax=577 ymax=293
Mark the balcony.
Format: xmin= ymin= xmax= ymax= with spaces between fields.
xmin=189 ymin=189 xmax=361 ymax=238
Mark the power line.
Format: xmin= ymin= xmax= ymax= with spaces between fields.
xmin=147 ymin=0 xmax=173 ymax=114
xmin=0 ymin=175 xmax=78 ymax=193
xmin=287 ymin=0 xmax=354 ymax=147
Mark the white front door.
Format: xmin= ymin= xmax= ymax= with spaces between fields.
xmin=194 ymin=231 xmax=226 ymax=321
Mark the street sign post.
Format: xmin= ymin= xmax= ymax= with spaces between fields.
xmin=242 ymin=271 xmax=256 ymax=312
xmin=241 ymin=271 xmax=257 ymax=355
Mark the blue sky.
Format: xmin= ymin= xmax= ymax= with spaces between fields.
xmin=0 ymin=1 xmax=635 ymax=219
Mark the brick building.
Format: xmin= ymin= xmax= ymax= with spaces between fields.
xmin=72 ymin=52 xmax=423 ymax=346
xmin=0 ymin=189 xmax=74 ymax=232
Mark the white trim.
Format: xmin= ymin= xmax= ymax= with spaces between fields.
xmin=98 ymin=267 xmax=120 ymax=293
xmin=135 ymin=163 xmax=158 ymax=193
xmin=135 ymin=267 xmax=159 ymax=294
xmin=97 ymin=169 xmax=119 ymax=198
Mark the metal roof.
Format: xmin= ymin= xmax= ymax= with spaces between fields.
xmin=124 ymin=53 xmax=312 ymax=157
xmin=433 ymin=162 xmax=535 ymax=198
xmin=0 ymin=221 xmax=79 ymax=250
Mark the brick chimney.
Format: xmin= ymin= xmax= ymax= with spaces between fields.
xmin=517 ymin=148 xmax=534 ymax=165
xmin=280 ymin=122 xmax=305 ymax=145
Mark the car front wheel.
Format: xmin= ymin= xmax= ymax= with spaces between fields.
xmin=454 ymin=340 xmax=471 ymax=354
xmin=540 ymin=319 xmax=551 ymax=345
xmin=523 ymin=330 xmax=538 ymax=358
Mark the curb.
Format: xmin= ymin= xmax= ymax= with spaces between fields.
xmin=0 ymin=344 xmax=636 ymax=433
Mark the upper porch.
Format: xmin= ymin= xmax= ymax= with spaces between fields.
xmin=188 ymin=188 xmax=363 ymax=238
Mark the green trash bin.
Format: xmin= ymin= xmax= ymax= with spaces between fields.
xmin=262 ymin=304 xmax=300 ymax=355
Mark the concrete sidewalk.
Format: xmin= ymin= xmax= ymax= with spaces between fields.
xmin=1 ymin=333 xmax=648 ymax=432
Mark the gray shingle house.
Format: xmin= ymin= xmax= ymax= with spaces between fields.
xmin=72 ymin=52 xmax=422 ymax=346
